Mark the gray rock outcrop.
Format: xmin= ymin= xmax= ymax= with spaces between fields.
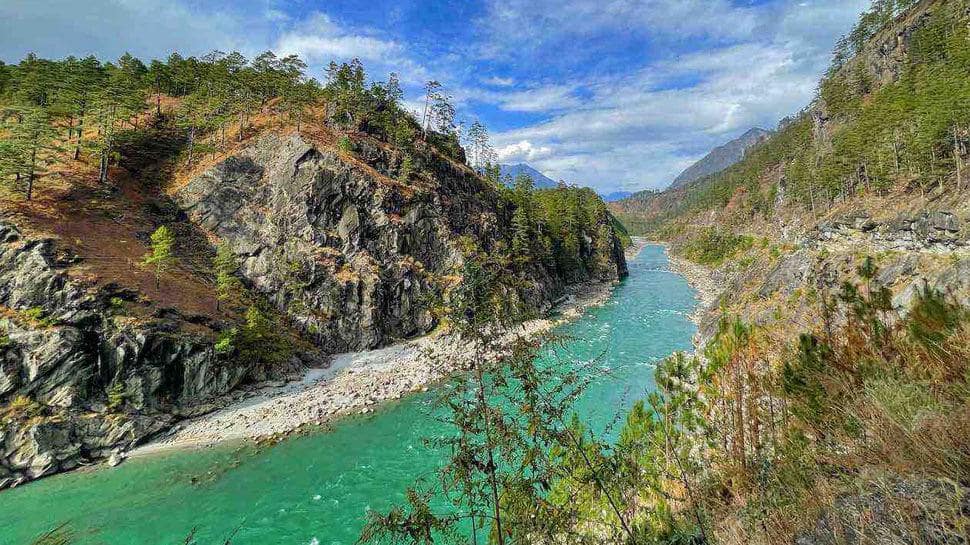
xmin=177 ymin=133 xmax=627 ymax=352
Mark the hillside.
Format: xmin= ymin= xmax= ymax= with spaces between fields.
xmin=0 ymin=55 xmax=627 ymax=488
xmin=669 ymin=127 xmax=771 ymax=190
xmin=588 ymin=0 xmax=970 ymax=543
xmin=610 ymin=127 xmax=770 ymax=232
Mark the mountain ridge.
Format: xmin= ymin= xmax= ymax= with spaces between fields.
xmin=499 ymin=163 xmax=558 ymax=188
xmin=669 ymin=127 xmax=771 ymax=189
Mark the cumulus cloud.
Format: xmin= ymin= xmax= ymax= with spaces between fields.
xmin=483 ymin=0 xmax=870 ymax=191
xmin=496 ymin=140 xmax=554 ymax=162
xmin=275 ymin=13 xmax=401 ymax=63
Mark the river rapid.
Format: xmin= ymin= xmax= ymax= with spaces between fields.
xmin=2 ymin=244 xmax=698 ymax=545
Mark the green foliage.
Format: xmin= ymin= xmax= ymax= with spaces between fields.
xmin=906 ymin=284 xmax=968 ymax=359
xmin=681 ymin=227 xmax=753 ymax=266
xmin=21 ymin=306 xmax=55 ymax=327
xmin=337 ymin=135 xmax=355 ymax=153
xmin=214 ymin=327 xmax=237 ymax=354
xmin=106 ymin=382 xmax=127 ymax=412
xmin=527 ymin=184 xmax=620 ymax=280
xmin=143 ymin=225 xmax=177 ymax=289
xmin=398 ymin=153 xmax=414 ymax=182
xmin=213 ymin=244 xmax=244 ymax=310
xmin=0 ymin=103 xmax=63 ymax=200
xmin=1 ymin=395 xmax=43 ymax=424
xmin=232 ymin=306 xmax=292 ymax=371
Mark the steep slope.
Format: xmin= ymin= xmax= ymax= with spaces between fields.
xmin=669 ymin=127 xmax=771 ymax=189
xmin=177 ymin=130 xmax=626 ymax=352
xmin=597 ymin=1 xmax=970 ymax=543
xmin=609 ymin=128 xmax=771 ymax=233
xmin=0 ymin=108 xmax=627 ymax=488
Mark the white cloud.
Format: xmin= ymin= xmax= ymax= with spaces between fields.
xmin=0 ymin=0 xmax=258 ymax=61
xmin=275 ymin=13 xmax=401 ymax=63
xmin=482 ymin=76 xmax=515 ymax=87
xmin=481 ymin=0 xmax=870 ymax=191
xmin=497 ymin=140 xmax=554 ymax=162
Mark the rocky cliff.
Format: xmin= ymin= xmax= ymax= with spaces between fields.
xmin=0 ymin=126 xmax=627 ymax=489
xmin=0 ymin=222 xmax=302 ymax=488
xmin=177 ymin=132 xmax=626 ymax=352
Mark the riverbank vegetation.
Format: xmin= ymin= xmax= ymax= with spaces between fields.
xmin=359 ymin=256 xmax=970 ymax=545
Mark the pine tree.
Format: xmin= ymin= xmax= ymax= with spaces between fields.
xmin=214 ymin=243 xmax=244 ymax=310
xmin=143 ymin=226 xmax=177 ymax=289
xmin=1 ymin=105 xmax=62 ymax=200
xmin=511 ymin=206 xmax=531 ymax=259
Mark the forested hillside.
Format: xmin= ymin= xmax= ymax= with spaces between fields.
xmin=0 ymin=49 xmax=627 ymax=488
xmin=364 ymin=1 xmax=970 ymax=544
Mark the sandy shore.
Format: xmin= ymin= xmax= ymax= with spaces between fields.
xmin=132 ymin=278 xmax=622 ymax=457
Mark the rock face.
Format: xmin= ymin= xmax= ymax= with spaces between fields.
xmin=0 ymin=132 xmax=627 ymax=489
xmin=0 ymin=223 xmax=295 ymax=488
xmin=817 ymin=211 xmax=965 ymax=252
xmin=177 ymin=132 xmax=627 ymax=352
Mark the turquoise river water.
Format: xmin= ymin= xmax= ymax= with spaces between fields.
xmin=2 ymin=244 xmax=698 ymax=545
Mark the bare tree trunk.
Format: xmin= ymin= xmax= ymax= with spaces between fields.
xmin=954 ymin=125 xmax=962 ymax=192
xmin=74 ymin=115 xmax=84 ymax=160
xmin=25 ymin=146 xmax=37 ymax=201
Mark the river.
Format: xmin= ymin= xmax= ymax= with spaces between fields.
xmin=2 ymin=244 xmax=698 ymax=545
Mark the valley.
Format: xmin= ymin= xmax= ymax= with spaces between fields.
xmin=2 ymin=0 xmax=970 ymax=543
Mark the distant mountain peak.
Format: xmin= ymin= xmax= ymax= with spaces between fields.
xmin=669 ymin=128 xmax=771 ymax=190
xmin=499 ymin=163 xmax=558 ymax=189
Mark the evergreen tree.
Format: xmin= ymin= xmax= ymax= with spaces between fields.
xmin=143 ymin=225 xmax=177 ymax=289
xmin=0 ymin=105 xmax=62 ymax=200
xmin=214 ymin=243 xmax=244 ymax=310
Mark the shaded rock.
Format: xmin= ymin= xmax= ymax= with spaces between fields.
xmin=795 ymin=476 xmax=970 ymax=545
xmin=176 ymin=132 xmax=627 ymax=353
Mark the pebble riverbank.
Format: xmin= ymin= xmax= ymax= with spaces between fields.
xmin=654 ymin=244 xmax=720 ymax=325
xmin=132 ymin=274 xmax=638 ymax=457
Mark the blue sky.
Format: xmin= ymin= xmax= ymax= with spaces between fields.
xmin=0 ymin=0 xmax=870 ymax=193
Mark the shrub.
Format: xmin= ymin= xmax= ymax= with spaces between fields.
xmin=214 ymin=328 xmax=237 ymax=354
xmin=22 ymin=307 xmax=55 ymax=327
xmin=338 ymin=136 xmax=355 ymax=153
xmin=681 ymin=227 xmax=753 ymax=266
xmin=106 ymin=382 xmax=127 ymax=412
xmin=2 ymin=395 xmax=43 ymax=423
xmin=398 ymin=154 xmax=414 ymax=182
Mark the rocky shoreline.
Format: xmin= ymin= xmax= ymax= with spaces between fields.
xmin=659 ymin=246 xmax=720 ymax=325
xmin=131 ymin=278 xmax=622 ymax=457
